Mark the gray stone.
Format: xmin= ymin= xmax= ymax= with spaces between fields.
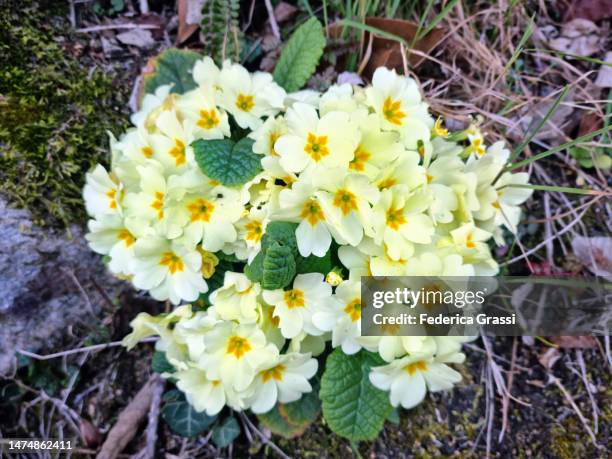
xmin=0 ymin=197 xmax=127 ymax=374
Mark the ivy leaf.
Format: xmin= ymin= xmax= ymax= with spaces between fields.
xmin=319 ymin=349 xmax=392 ymax=442
xmin=143 ymin=48 xmax=201 ymax=95
xmin=162 ymin=390 xmax=216 ymax=437
xmin=296 ymin=252 xmax=332 ymax=275
xmin=151 ymin=351 xmax=174 ymax=374
xmin=273 ymin=17 xmax=326 ymax=92
xmin=193 ymin=138 xmax=262 ymax=187
xmin=212 ymin=416 xmax=241 ymax=448
xmin=257 ymin=390 xmax=321 ymax=439
xmin=262 ymin=242 xmax=296 ymax=290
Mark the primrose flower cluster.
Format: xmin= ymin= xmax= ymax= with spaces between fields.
xmin=83 ymin=58 xmax=531 ymax=415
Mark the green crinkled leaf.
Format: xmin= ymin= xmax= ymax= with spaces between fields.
xmin=162 ymin=389 xmax=216 ymax=437
xmin=261 ymin=221 xmax=298 ymax=255
xmin=262 ymin=242 xmax=296 ymax=290
xmin=296 ymin=252 xmax=332 ymax=275
xmin=143 ymin=48 xmax=201 ymax=95
xmin=320 ymin=349 xmax=392 ymax=442
xmin=257 ymin=391 xmax=320 ymax=439
xmin=273 ymin=17 xmax=326 ymax=92
xmin=152 ymin=351 xmax=174 ymax=374
xmin=244 ymin=251 xmax=264 ymax=283
xmin=193 ymin=138 xmax=262 ymax=187
xmin=212 ymin=416 xmax=241 ymax=447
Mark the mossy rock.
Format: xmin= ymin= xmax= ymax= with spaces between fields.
xmin=0 ymin=2 xmax=130 ymax=226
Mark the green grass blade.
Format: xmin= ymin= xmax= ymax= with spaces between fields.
xmin=505 ymin=126 xmax=612 ymax=171
xmin=339 ymin=18 xmax=408 ymax=45
xmin=525 ymin=48 xmax=612 ymax=66
xmin=417 ymin=0 xmax=458 ymax=39
xmin=501 ymin=15 xmax=534 ymax=77
xmin=501 ymin=183 xmax=604 ymax=196
xmin=508 ymin=85 xmax=570 ymax=163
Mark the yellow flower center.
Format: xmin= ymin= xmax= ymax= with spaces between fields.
xmin=117 ymin=229 xmax=136 ymax=247
xmin=197 ymin=109 xmax=220 ymax=129
xmin=434 ymin=117 xmax=449 ymax=138
xmin=380 ymin=323 xmax=400 ymax=335
xmin=349 ymin=148 xmax=370 ymax=171
xmin=344 ymin=299 xmax=361 ymax=322
xmin=106 ymin=188 xmax=118 ymax=209
xmin=300 ymin=199 xmax=325 ymax=226
xmin=466 ymin=233 xmax=476 ymax=249
xmin=269 ymin=132 xmax=281 ymax=156
xmin=226 ymin=335 xmax=252 ymax=359
xmin=386 ymin=208 xmax=406 ymax=230
xmin=197 ymin=246 xmax=219 ymax=279
xmin=378 ymin=178 xmax=397 ymax=190
xmin=141 ymin=146 xmax=153 ymax=158
xmin=304 ymin=133 xmax=330 ymax=162
xmin=187 ymin=198 xmax=215 ymax=222
xmin=245 ymin=220 xmax=263 ymax=242
xmin=236 ymin=93 xmax=254 ymax=112
xmin=383 ymin=96 xmax=405 ymax=125
xmin=471 ymin=137 xmax=485 ymax=156
xmin=168 ymin=138 xmax=186 ymax=166
xmin=151 ymin=191 xmax=164 ymax=220
xmin=284 ymin=289 xmax=305 ymax=309
xmin=159 ymin=251 xmax=184 ymax=274
xmin=403 ymin=360 xmax=428 ymax=376
xmin=261 ymin=364 xmax=286 ymax=382
xmin=267 ymin=307 xmax=280 ymax=327
xmin=332 ymin=189 xmax=358 ymax=216
xmin=492 ymin=191 xmax=503 ymax=209
xmin=427 ymin=174 xmax=433 ymax=184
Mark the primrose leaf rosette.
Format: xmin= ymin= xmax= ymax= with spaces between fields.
xmin=83 ymin=57 xmax=532 ymax=440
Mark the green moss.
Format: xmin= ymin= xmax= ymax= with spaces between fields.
xmin=0 ymin=2 xmax=130 ymax=226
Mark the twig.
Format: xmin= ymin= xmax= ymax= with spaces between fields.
xmin=498 ymin=337 xmax=518 ymax=442
xmin=501 ymin=203 xmax=591 ymax=266
xmin=139 ymin=0 xmax=149 ymax=14
xmin=238 ymin=413 xmax=291 ymax=459
xmin=76 ymin=23 xmax=159 ymax=33
xmin=575 ymin=350 xmax=599 ymax=435
xmin=97 ymin=375 xmax=161 ymax=459
xmin=550 ymin=374 xmax=598 ymax=446
xmin=264 ymin=0 xmax=280 ymax=40
xmin=16 ymin=337 xmax=158 ymax=361
xmin=135 ymin=375 xmax=165 ymax=459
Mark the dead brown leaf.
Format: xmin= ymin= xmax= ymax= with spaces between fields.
xmin=563 ymin=0 xmax=612 ymax=22
xmin=539 ymin=346 xmax=561 ymax=369
xmin=548 ymin=19 xmax=603 ymax=57
xmin=97 ymin=375 xmax=162 ymax=459
xmin=79 ymin=419 xmax=102 ymax=448
xmin=274 ymin=2 xmax=299 ymax=23
xmin=595 ymin=51 xmax=612 ymax=88
xmin=550 ymin=336 xmax=599 ymax=349
xmin=578 ymin=112 xmax=603 ymax=137
xmin=177 ymin=0 xmax=204 ymax=45
xmin=361 ymin=17 xmax=445 ymax=80
xmin=572 ymin=235 xmax=612 ymax=281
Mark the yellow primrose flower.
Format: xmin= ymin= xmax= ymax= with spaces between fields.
xmin=131 ymin=237 xmax=208 ymax=304
xmin=365 ymin=67 xmax=433 ymax=148
xmin=218 ymin=61 xmax=286 ymax=130
xmin=315 ymin=170 xmax=380 ymax=247
xmin=249 ymin=115 xmax=288 ymax=156
xmin=83 ymin=164 xmax=124 ymax=218
xmin=246 ymin=352 xmax=318 ymax=414
xmin=369 ymin=351 xmax=464 ymax=409
xmin=372 ymin=186 xmax=435 ymax=261
xmin=209 ymin=272 xmax=261 ymax=323
xmin=275 ymin=102 xmax=360 ymax=173
xmin=86 ymin=215 xmax=137 ymax=276
xmin=176 ymin=86 xmax=230 ymax=140
xmin=200 ymin=321 xmax=279 ymax=391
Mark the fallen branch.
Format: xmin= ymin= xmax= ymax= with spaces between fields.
xmin=97 ymin=375 xmax=163 ymax=459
